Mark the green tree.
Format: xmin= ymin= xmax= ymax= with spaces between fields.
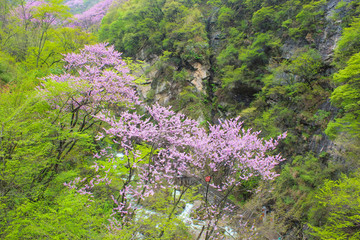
xmin=326 ymin=52 xmax=360 ymax=139
xmin=334 ymin=17 xmax=360 ymax=67
xmin=3 ymin=174 xmax=110 ymax=239
xmin=289 ymin=48 xmax=323 ymax=88
xmin=218 ymin=6 xmax=235 ymax=28
xmin=325 ymin=51 xmax=360 ymax=167
xmin=25 ymin=0 xmax=71 ymax=68
xmin=309 ymin=172 xmax=360 ymax=239
xmin=252 ymin=6 xmax=276 ymax=32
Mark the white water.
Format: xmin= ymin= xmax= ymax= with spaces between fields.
xmin=179 ymin=203 xmax=193 ymax=219
xmin=135 ymin=207 xmax=159 ymax=221
xmin=179 ymin=203 xmax=196 ymax=225
xmin=223 ymin=226 xmax=237 ymax=239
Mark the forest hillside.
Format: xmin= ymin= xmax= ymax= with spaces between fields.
xmin=1 ymin=0 xmax=360 ymax=239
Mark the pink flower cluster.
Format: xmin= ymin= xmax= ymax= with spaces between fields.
xmin=12 ymin=0 xmax=45 ymax=21
xmin=71 ymin=0 xmax=117 ymax=30
xmin=43 ymin=43 xmax=140 ymax=112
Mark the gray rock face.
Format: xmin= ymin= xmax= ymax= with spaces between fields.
xmin=317 ymin=0 xmax=344 ymax=62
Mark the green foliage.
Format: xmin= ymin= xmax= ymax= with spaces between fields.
xmin=334 ymin=17 xmax=360 ymax=66
xmin=238 ymin=32 xmax=281 ymax=68
xmin=173 ymin=69 xmax=189 ymax=83
xmin=4 ymin=188 xmax=109 ymax=239
xmin=289 ymin=0 xmax=326 ymax=38
xmin=313 ymin=110 xmax=330 ymax=128
xmin=176 ymin=86 xmax=207 ymax=119
xmin=281 ymin=19 xmax=293 ymax=29
xmin=0 ymin=85 xmax=54 ymax=197
xmin=290 ymin=48 xmax=323 ymax=86
xmin=206 ymin=0 xmax=221 ymax=7
xmin=217 ymin=43 xmax=238 ymax=67
xmin=263 ymin=47 xmax=323 ymax=93
xmin=252 ymin=6 xmax=276 ymax=32
xmin=218 ymin=32 xmax=281 ymax=92
xmin=269 ymin=152 xmax=338 ymax=235
xmin=0 ymin=68 xmax=104 ymax=237
xmin=218 ymin=6 xmax=235 ymax=28
xmin=335 ymin=0 xmax=349 ymax=10
xmin=326 ymin=52 xmax=360 ymax=139
xmin=253 ymin=106 xmax=285 ymax=138
xmin=333 ymin=0 xmax=360 ymax=28
xmin=146 ymin=89 xmax=156 ymax=100
xmin=325 ymin=51 xmax=360 ymax=168
xmin=220 ymin=65 xmax=244 ymax=88
xmin=0 ymin=51 xmax=18 ymax=84
xmin=99 ymin=0 xmax=165 ymax=57
xmin=243 ymin=0 xmax=264 ymax=13
xmin=309 ymin=172 xmax=360 ymax=239
xmin=3 ymin=167 xmax=109 ymax=238
xmin=101 ymin=0 xmax=209 ymax=58
xmin=266 ymin=60 xmax=295 ymax=86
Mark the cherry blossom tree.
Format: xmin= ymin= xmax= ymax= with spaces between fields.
xmin=54 ymin=43 xmax=286 ymax=239
xmin=67 ymin=105 xmax=286 ymax=238
xmin=39 ymin=43 xmax=139 ymax=175
xmin=43 ymin=42 xmax=139 ymax=106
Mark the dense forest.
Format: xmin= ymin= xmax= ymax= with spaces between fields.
xmin=1 ymin=0 xmax=360 ymax=239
